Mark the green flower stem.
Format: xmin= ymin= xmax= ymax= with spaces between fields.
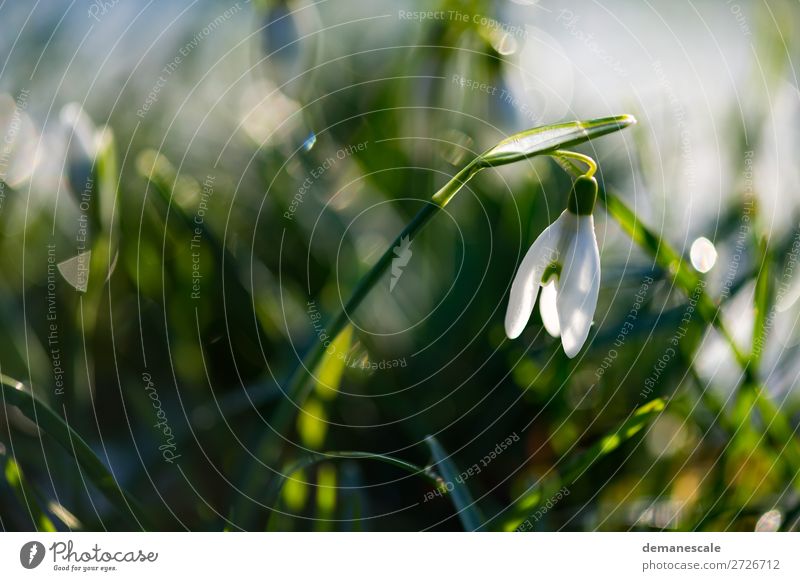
xmin=235 ymin=173 xmax=474 ymax=526
xmin=0 ymin=374 xmax=152 ymax=530
xmin=499 ymin=398 xmax=665 ymax=531
xmin=553 ymin=149 xmax=597 ymax=177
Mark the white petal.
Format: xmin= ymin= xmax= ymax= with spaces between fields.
xmin=556 ymin=215 xmax=600 ymax=358
xmin=504 ymin=215 xmax=563 ymax=339
xmin=539 ymin=279 xmax=561 ymax=337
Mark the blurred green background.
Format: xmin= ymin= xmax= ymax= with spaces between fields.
xmin=1 ymin=0 xmax=800 ymax=531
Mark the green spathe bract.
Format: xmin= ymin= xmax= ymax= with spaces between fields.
xmin=481 ymin=115 xmax=636 ymax=166
xmin=431 ymin=115 xmax=636 ymax=207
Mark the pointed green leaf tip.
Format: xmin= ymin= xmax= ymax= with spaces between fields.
xmin=480 ymin=114 xmax=636 ymax=167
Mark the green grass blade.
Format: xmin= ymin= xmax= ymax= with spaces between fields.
xmin=1 ymin=374 xmax=152 ymax=529
xmin=501 ymin=399 xmax=665 ymax=531
xmin=751 ymin=236 xmax=771 ymax=370
xmin=425 ymin=435 xmax=484 ymax=531
xmin=601 ymin=188 xmax=800 ymax=483
xmin=600 ymin=187 xmax=747 ymax=364
xmin=561 ymin=398 xmax=666 ymax=484
xmin=2 ymin=456 xmax=57 ymax=531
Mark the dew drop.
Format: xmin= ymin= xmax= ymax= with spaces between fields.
xmin=690 ymin=237 xmax=717 ymax=273
xmin=302 ymin=131 xmax=316 ymax=152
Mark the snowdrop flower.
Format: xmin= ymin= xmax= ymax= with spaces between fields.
xmin=505 ymin=175 xmax=601 ymax=358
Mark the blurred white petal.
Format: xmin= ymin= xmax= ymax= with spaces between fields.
xmin=60 ymin=102 xmax=97 ymax=161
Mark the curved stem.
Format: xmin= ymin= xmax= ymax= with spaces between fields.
xmin=551 ymin=149 xmax=597 ymax=177
xmin=265 ymin=450 xmax=441 ymax=529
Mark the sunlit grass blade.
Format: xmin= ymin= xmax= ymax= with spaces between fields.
xmin=2 ymin=456 xmax=57 ymax=531
xmin=1 ymin=374 xmax=152 ymax=529
xmin=314 ymin=463 xmax=337 ymax=531
xmin=500 ymin=399 xmax=665 ymax=531
xmin=425 ymin=436 xmax=484 ymax=531
xmin=599 ymin=188 xmax=719 ymax=323
xmin=601 ymin=187 xmax=800 ymax=484
xmin=561 ymin=398 xmax=665 ymax=483
xmin=297 ymin=326 xmax=353 ymax=449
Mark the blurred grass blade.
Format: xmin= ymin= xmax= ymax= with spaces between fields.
xmin=2 ymin=456 xmax=57 ymax=531
xmin=314 ymin=326 xmax=352 ymax=401
xmin=501 ymin=399 xmax=665 ymax=531
xmin=562 ymin=398 xmax=665 ymax=484
xmin=751 ymin=236 xmax=771 ymax=370
xmin=314 ymin=463 xmax=337 ymax=531
xmin=600 ymin=188 xmax=716 ymax=318
xmin=298 ymin=326 xmax=353 ymax=449
xmin=1 ymin=374 xmax=151 ymax=529
xmin=425 ymin=436 xmax=483 ymax=531
xmin=602 ymin=187 xmax=800 ymax=481
xmin=599 ymin=188 xmax=745 ymax=362
xmin=480 ymin=115 xmax=636 ymax=167
xmin=95 ymin=126 xmax=119 ymax=239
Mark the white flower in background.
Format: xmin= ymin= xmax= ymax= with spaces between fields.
xmin=505 ymin=175 xmax=601 ymax=358
xmin=59 ymin=103 xmax=98 ymax=197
